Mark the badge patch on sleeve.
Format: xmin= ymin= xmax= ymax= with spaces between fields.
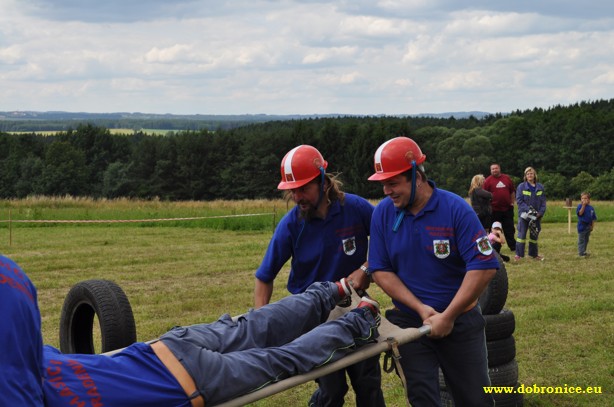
xmin=476 ymin=236 xmax=494 ymax=255
xmin=433 ymin=240 xmax=450 ymax=259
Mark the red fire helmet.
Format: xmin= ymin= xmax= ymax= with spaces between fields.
xmin=278 ymin=145 xmax=328 ymax=190
xmin=368 ymin=137 xmax=426 ymax=181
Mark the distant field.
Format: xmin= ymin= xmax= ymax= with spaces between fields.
xmin=6 ymin=128 xmax=177 ymax=136
xmin=138 ymin=128 xmax=181 ymax=135
xmin=6 ymin=130 xmax=64 ymax=136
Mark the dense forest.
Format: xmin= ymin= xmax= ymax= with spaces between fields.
xmin=1 ymin=100 xmax=613 ymax=201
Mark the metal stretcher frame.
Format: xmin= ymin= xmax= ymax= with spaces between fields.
xmin=214 ymin=293 xmax=431 ymax=407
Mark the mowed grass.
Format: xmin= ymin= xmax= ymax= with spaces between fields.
xmin=0 ymin=199 xmax=612 ymax=406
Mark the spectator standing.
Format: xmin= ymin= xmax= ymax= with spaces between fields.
xmin=515 ymin=167 xmax=547 ymax=261
xmin=254 ymin=145 xmax=385 ymax=407
xmin=366 ymin=137 xmax=498 ymax=406
xmin=484 ymin=163 xmax=516 ymax=252
xmin=577 ymin=192 xmax=597 ymax=257
xmin=469 ymin=174 xmax=493 ymax=230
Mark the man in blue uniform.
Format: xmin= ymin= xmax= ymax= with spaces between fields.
xmin=1 ymin=253 xmax=381 ymax=407
xmin=366 ymin=137 xmax=499 ymax=406
xmin=254 ymin=145 xmax=385 ymax=407
xmin=0 ymin=255 xmax=44 ymax=406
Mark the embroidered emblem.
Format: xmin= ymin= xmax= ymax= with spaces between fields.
xmin=342 ymin=237 xmax=357 ymax=255
xmin=433 ymin=240 xmax=450 ymax=259
xmin=477 ymin=236 xmax=494 ymax=255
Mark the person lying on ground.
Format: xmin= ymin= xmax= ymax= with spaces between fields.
xmin=1 ymin=254 xmax=381 ymax=407
xmin=44 ymin=279 xmax=380 ymax=407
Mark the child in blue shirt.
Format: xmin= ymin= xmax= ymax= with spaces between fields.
xmin=577 ymin=192 xmax=597 ymax=257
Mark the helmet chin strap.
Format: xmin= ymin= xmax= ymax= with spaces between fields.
xmin=393 ymin=161 xmax=417 ymax=232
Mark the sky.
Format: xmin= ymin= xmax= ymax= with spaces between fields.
xmin=1 ymin=0 xmax=613 ymax=116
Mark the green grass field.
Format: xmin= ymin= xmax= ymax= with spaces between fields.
xmin=1 ymin=198 xmax=612 ymax=406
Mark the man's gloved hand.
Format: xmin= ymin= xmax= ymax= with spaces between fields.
xmin=520 ymin=212 xmax=529 ymax=220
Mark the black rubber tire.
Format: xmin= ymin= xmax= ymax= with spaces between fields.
xmin=439 ymin=389 xmax=455 ymax=406
xmin=489 ymin=359 xmax=519 ymax=387
xmin=479 ymin=253 xmax=508 ymax=315
xmin=439 ymin=368 xmax=447 ymax=390
xmin=59 ymin=279 xmax=136 ymax=354
xmin=438 ymin=341 xmax=518 ymax=384
xmin=487 ymin=335 xmax=516 ymax=367
xmin=485 ymin=308 xmax=516 ymax=341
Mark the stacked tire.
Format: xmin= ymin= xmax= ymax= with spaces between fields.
xmin=440 ymin=253 xmax=523 ymax=406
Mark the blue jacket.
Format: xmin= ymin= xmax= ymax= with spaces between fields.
xmin=516 ymin=181 xmax=546 ymax=217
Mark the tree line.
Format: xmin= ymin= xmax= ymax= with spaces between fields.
xmin=1 ymin=99 xmax=613 ymax=201
xmin=0 ymin=111 xmax=367 ymax=133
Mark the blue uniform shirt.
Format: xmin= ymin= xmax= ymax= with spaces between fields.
xmin=576 ymin=203 xmax=597 ymax=232
xmin=0 ymin=255 xmax=44 ymax=406
xmin=256 ymin=193 xmax=373 ymax=294
xmin=368 ymin=181 xmax=499 ymax=314
xmin=43 ymin=343 xmax=190 ymax=407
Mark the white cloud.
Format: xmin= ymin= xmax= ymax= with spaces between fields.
xmin=0 ymin=45 xmax=23 ymax=64
xmin=301 ymin=46 xmax=357 ymax=65
xmin=340 ymin=15 xmax=408 ymax=38
xmin=444 ymin=11 xmax=550 ymax=37
xmin=593 ymin=69 xmax=614 ymax=85
xmin=1 ymin=0 xmax=613 ymax=115
xmin=144 ymin=45 xmax=194 ymax=63
xmin=437 ymin=71 xmax=490 ymax=91
xmin=402 ymin=35 xmax=444 ymax=65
